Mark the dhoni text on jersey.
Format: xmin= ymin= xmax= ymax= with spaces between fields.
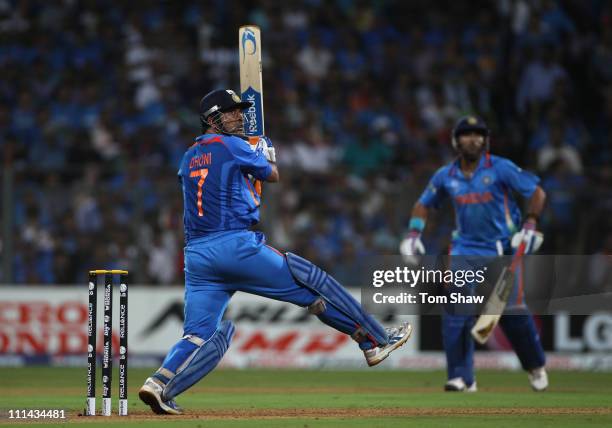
xmin=190 ymin=153 xmax=213 ymax=169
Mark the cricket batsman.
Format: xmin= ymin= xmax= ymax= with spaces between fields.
xmin=138 ymin=89 xmax=412 ymax=414
xmin=400 ymin=115 xmax=548 ymax=392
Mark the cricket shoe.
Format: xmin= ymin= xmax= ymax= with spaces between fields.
xmin=444 ymin=377 xmax=478 ymax=392
xmin=364 ymin=322 xmax=412 ymax=367
xmin=139 ymin=377 xmax=184 ymax=415
xmin=528 ymin=367 xmax=548 ymax=391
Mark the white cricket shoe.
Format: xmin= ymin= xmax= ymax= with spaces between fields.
xmin=363 ymin=322 xmax=412 ymax=367
xmin=139 ymin=377 xmax=184 ymax=415
xmin=528 ymin=367 xmax=548 ymax=391
xmin=444 ymin=377 xmax=478 ymax=392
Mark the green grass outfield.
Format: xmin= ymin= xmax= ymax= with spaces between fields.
xmin=0 ymin=367 xmax=611 ymax=427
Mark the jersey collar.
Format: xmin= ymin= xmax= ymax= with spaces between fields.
xmin=449 ymin=153 xmax=492 ymax=178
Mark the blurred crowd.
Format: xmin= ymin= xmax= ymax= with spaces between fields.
xmin=1 ymin=0 xmax=611 ymax=285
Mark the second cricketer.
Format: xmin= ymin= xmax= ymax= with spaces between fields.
xmin=400 ymin=116 xmax=548 ymax=392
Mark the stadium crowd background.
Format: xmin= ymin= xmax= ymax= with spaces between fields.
xmin=1 ymin=0 xmax=611 ymax=285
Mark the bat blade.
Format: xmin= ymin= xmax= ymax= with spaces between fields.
xmin=471 ymin=241 xmax=526 ymax=345
xmin=471 ymin=267 xmax=515 ymax=344
xmin=239 ymin=25 xmax=264 ymax=137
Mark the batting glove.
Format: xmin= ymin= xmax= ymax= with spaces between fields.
xmin=260 ymin=136 xmax=273 ymax=147
xmin=511 ymin=221 xmax=544 ymax=254
xmin=400 ymin=230 xmax=426 ymax=265
xmin=256 ymin=136 xmax=276 ymax=162
xmin=400 ymin=231 xmax=426 ymax=256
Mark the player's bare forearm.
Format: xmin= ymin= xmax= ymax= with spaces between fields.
xmin=266 ymin=163 xmax=279 ymax=183
xmin=525 ymin=186 xmax=546 ymax=222
xmin=411 ymin=202 xmax=429 ymax=222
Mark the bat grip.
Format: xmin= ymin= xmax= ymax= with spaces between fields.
xmin=509 ymin=241 xmax=526 ymax=272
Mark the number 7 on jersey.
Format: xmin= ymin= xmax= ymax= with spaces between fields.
xmin=190 ymin=168 xmax=209 ymax=216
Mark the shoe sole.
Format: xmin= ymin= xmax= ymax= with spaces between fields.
xmin=138 ymin=385 xmax=182 ymax=415
xmin=367 ymin=324 xmax=413 ymax=367
xmin=444 ymin=384 xmax=465 ymax=392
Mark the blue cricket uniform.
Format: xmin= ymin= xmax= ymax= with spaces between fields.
xmin=419 ymin=154 xmax=537 ymax=247
xmin=177 ymin=133 xmax=331 ymax=337
xmin=418 ymin=153 xmax=545 ymax=384
xmin=152 ymin=133 xmax=377 ymax=397
xmin=179 ymin=134 xmax=270 ymax=240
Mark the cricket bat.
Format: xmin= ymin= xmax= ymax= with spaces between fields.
xmin=239 ymin=25 xmax=264 ymax=195
xmin=471 ymin=242 xmax=526 ymax=344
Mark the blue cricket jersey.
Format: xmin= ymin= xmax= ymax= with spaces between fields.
xmin=178 ymin=133 xmax=272 ymax=243
xmin=418 ymin=154 xmax=539 ymax=244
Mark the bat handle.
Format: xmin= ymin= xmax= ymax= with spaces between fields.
xmin=509 ymin=241 xmax=526 ymax=271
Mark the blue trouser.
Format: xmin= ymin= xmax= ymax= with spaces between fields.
xmin=181 ymin=230 xmax=367 ymax=342
xmin=155 ymin=230 xmax=379 ymax=396
xmin=444 ymin=239 xmax=545 ymax=385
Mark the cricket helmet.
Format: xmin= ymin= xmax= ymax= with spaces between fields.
xmin=199 ymin=89 xmax=253 ymax=132
xmin=451 ymin=115 xmax=490 ymax=150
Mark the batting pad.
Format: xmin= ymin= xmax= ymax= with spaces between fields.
xmin=285 ymin=252 xmax=388 ymax=346
xmin=163 ymin=320 xmax=235 ymax=400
